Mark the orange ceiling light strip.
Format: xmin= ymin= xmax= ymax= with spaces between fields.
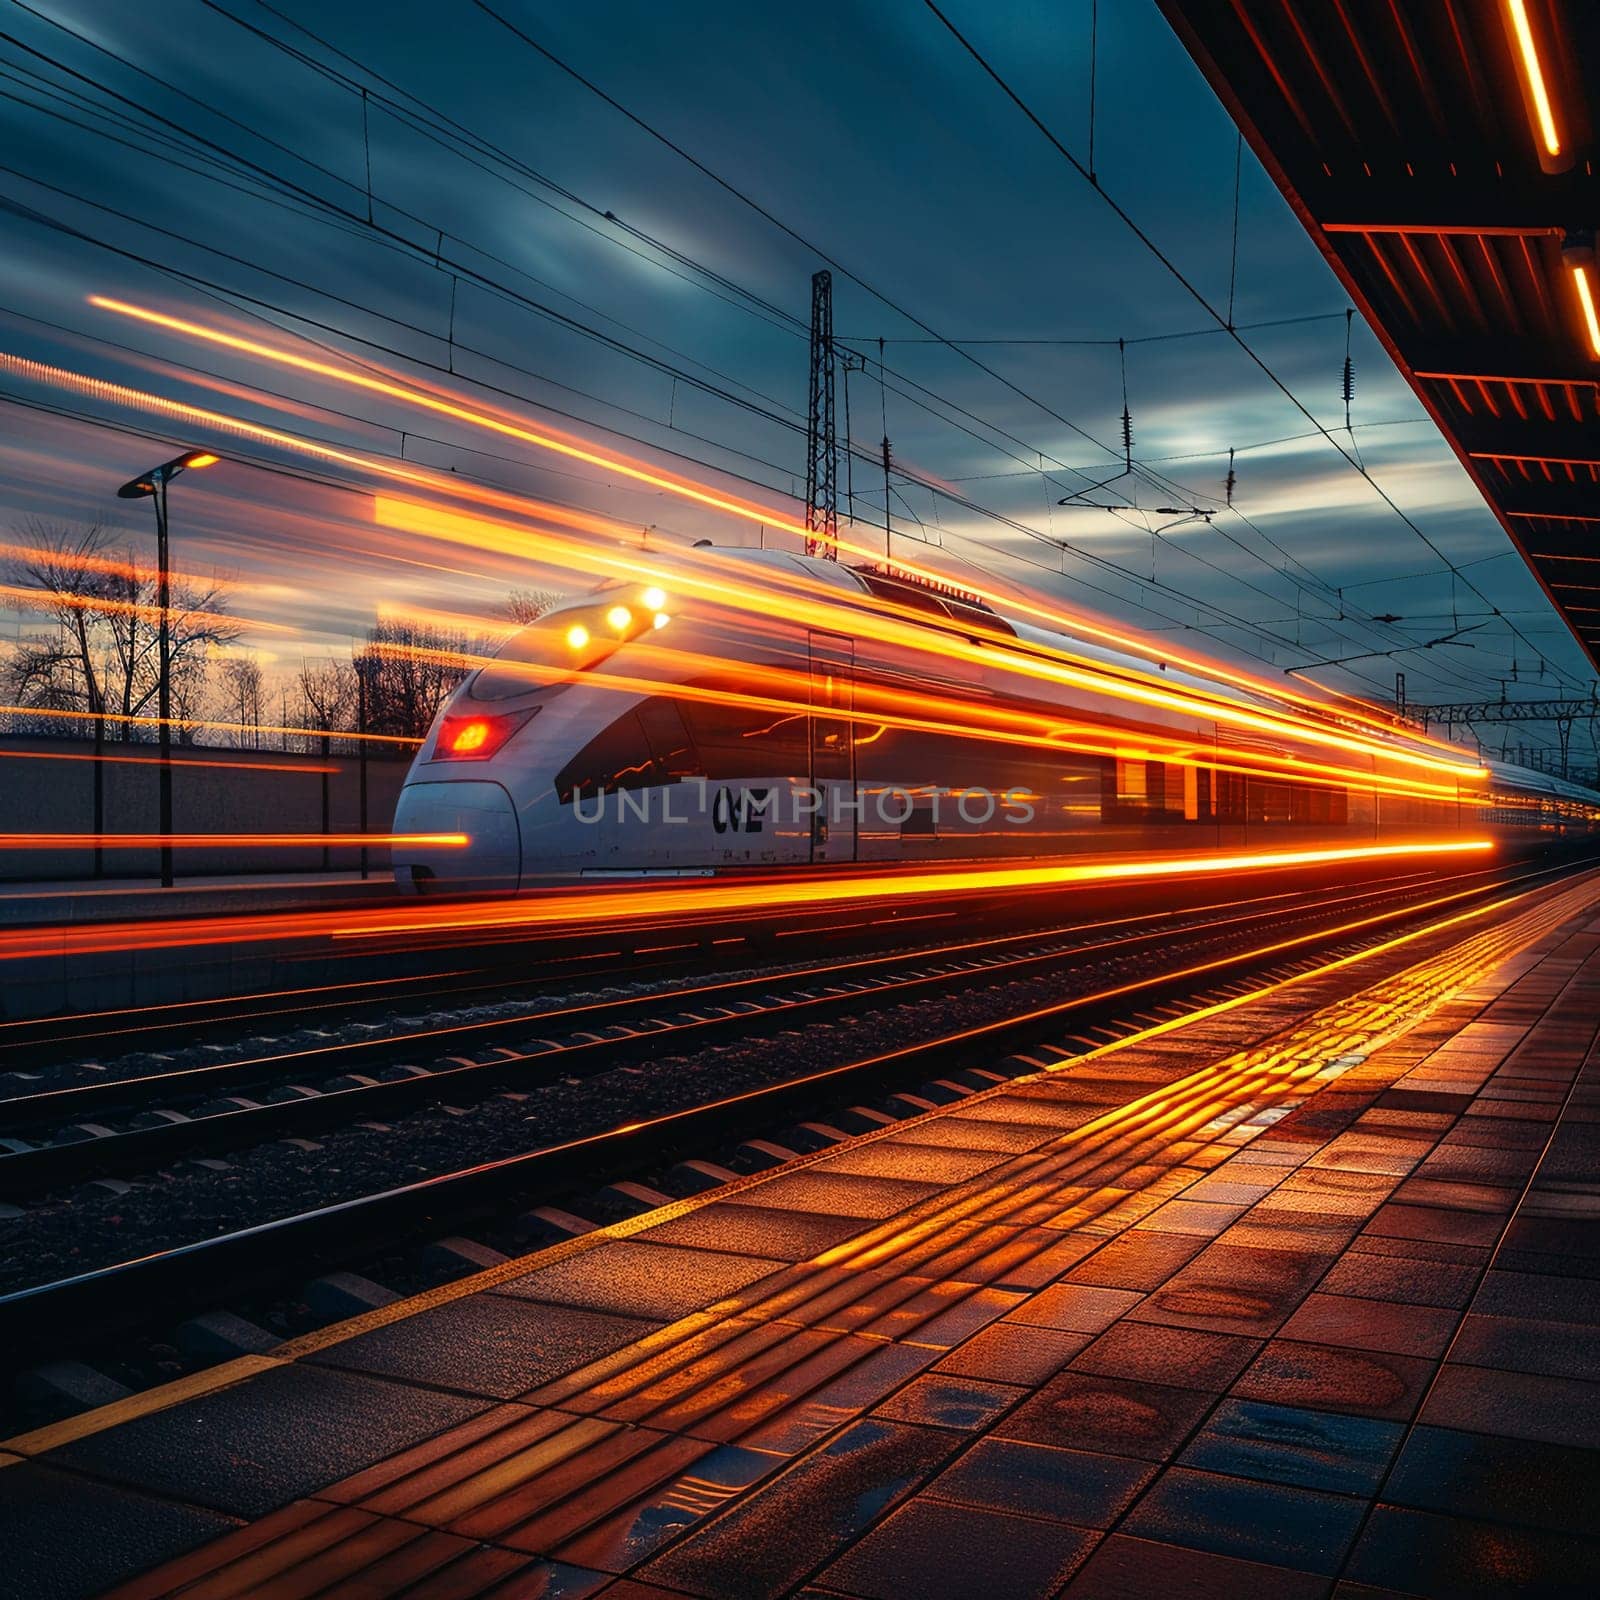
xmin=84 ymin=296 xmax=1473 ymax=762
xmin=1571 ymin=263 xmax=1600 ymax=358
xmin=1505 ymin=0 xmax=1563 ymax=158
xmin=0 ymin=832 xmax=468 ymax=850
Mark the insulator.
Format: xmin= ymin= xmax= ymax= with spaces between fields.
xmin=1224 ymin=446 xmax=1236 ymax=506
xmin=1341 ymin=355 xmax=1355 ymax=405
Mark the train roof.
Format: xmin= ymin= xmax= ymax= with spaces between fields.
xmin=651 ymin=546 xmax=1600 ymax=802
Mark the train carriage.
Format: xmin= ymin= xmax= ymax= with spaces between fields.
xmin=392 ymin=548 xmax=1600 ymax=894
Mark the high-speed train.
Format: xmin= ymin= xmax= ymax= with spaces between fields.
xmin=391 ymin=547 xmax=1600 ymax=893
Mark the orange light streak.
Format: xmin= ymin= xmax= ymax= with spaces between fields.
xmin=350 ymin=840 xmax=1496 ymax=942
xmin=374 ymin=632 xmax=1470 ymax=804
xmin=0 ymin=350 xmax=444 ymax=492
xmin=82 ymin=296 xmax=1472 ymax=762
xmin=0 ymin=702 xmax=421 ymax=746
xmin=0 ymin=581 xmax=283 ymax=634
xmin=0 ymin=542 xmax=250 ymax=594
xmin=377 ymin=600 xmax=516 ymax=638
xmin=0 ymin=748 xmax=339 ymax=774
xmin=0 ymin=832 xmax=467 ymax=850
xmin=372 ymin=499 xmax=1484 ymax=786
xmin=90 ymin=295 xmax=828 ymax=542
xmin=0 ymin=837 xmax=1497 ymax=964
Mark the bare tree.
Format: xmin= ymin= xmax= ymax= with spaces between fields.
xmin=294 ymin=658 xmax=357 ymax=867
xmin=505 ymin=587 xmax=566 ymax=625
xmin=353 ymin=619 xmax=473 ymax=739
xmin=2 ymin=520 xmax=241 ymax=741
xmin=218 ymin=656 xmax=265 ymax=748
xmin=295 ymin=658 xmax=357 ymax=749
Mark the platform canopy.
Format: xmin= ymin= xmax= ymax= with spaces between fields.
xmin=1160 ymin=0 xmax=1600 ymax=669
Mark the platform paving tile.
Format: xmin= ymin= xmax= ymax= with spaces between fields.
xmin=1229 ymin=1338 xmax=1436 ymax=1422
xmin=1447 ymin=1310 xmax=1599 ymax=1379
xmin=1179 ymin=1398 xmax=1403 ymax=1495
xmin=634 ymin=1418 xmax=962 ymax=1598
xmin=29 ymin=871 xmax=1600 ymax=1598
xmin=869 ymin=1373 xmax=1025 ymax=1432
xmin=811 ymin=1498 xmax=1098 ymax=1600
xmin=1068 ymin=1322 xmax=1262 ymax=1389
xmin=491 ymin=1240 xmax=789 ymax=1322
xmin=903 ymin=1221 xmax=1100 ymax=1289
xmin=1121 ymin=1239 xmax=1339 ymax=1337
xmin=1059 ymin=1225 xmax=1210 ymax=1288
xmin=717 ymin=1170 xmax=942 ymax=1218
xmin=739 ymin=1342 xmax=942 ymax=1456
xmin=1342 ymin=1505 xmax=1600 ymax=1598
xmin=1273 ymin=1291 xmax=1458 ymax=1358
xmin=1414 ymin=1362 xmax=1600 ymax=1448
xmin=632 ymin=1204 xmax=867 ymax=1263
xmin=1381 ymin=1424 xmax=1600 ymax=1536
xmin=101 ymin=1497 xmax=610 ymax=1599
xmin=993 ymin=1371 xmax=1217 ymax=1461
xmin=929 ymin=1321 xmax=1093 ymax=1385
xmin=42 ymin=1363 xmax=490 ymax=1518
xmin=1059 ymin=1533 xmax=1333 ymax=1599
xmin=1120 ymin=1464 xmax=1368 ymax=1574
xmin=0 ymin=1462 xmax=238 ymax=1600
xmin=921 ymin=1436 xmax=1155 ymax=1528
xmin=804 ymin=1139 xmax=1011 ymax=1184
xmin=308 ymin=1294 xmax=667 ymax=1399
xmin=860 ymin=1115 xmax=1057 ymax=1153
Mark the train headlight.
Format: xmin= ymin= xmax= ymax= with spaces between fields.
xmin=652 ymin=612 xmax=671 ymax=629
xmin=641 ymin=586 xmax=667 ymax=611
xmin=565 ymin=624 xmax=590 ymax=650
xmin=606 ymin=605 xmax=633 ymax=632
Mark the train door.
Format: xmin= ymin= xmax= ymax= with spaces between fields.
xmin=808 ymin=631 xmax=856 ymax=864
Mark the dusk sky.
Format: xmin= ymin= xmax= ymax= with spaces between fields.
xmin=2 ymin=0 xmax=1594 ymax=761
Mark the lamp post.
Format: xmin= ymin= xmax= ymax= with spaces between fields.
xmin=116 ymin=449 xmax=219 ymax=887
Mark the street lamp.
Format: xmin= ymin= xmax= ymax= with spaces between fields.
xmin=117 ymin=449 xmax=219 ymax=887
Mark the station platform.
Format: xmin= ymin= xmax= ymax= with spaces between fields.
xmin=5 ymin=871 xmax=1599 ymax=1599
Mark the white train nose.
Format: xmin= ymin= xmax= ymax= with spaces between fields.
xmin=392 ymin=779 xmax=521 ymax=893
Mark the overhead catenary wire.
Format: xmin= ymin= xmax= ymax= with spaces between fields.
xmin=921 ymin=0 xmax=1587 ymax=699
xmin=0 ymin=1 xmax=1556 ymax=704
xmin=0 ymin=62 xmax=1415 ymax=672
xmin=62 ymin=0 xmax=1435 ymax=662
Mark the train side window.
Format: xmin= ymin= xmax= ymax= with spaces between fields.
xmin=637 ymin=697 xmax=701 ymax=780
xmin=681 ymin=687 xmax=808 ymax=781
xmin=554 ymin=710 xmax=655 ymax=803
xmin=901 ymin=801 xmax=938 ymax=838
xmin=1102 ymin=758 xmax=1186 ymax=823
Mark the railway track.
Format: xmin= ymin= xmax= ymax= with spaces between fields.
xmin=3 ymin=852 xmax=1594 ymax=1413
xmin=0 ymin=864 xmax=1535 ymax=1196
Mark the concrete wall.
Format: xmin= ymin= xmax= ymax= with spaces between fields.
xmin=0 ymin=735 xmax=414 ymax=880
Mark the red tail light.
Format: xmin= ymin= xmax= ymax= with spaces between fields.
xmin=430 ymin=706 xmax=537 ymax=762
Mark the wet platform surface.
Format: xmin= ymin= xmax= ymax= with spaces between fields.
xmin=6 ymin=871 xmax=1600 ymax=1598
